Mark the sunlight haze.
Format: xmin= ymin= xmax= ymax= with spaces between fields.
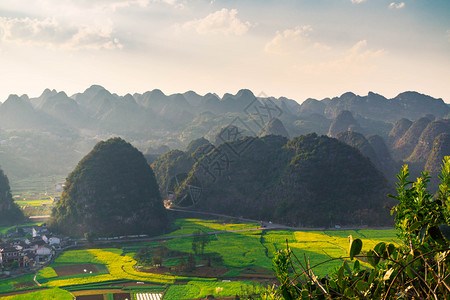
xmin=0 ymin=0 xmax=449 ymax=102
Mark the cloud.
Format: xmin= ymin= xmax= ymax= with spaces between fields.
xmin=0 ymin=17 xmax=122 ymax=50
xmin=181 ymin=8 xmax=252 ymax=35
xmin=389 ymin=2 xmax=405 ymax=9
xmin=351 ymin=0 xmax=367 ymax=3
xmin=95 ymin=0 xmax=150 ymax=11
xmin=265 ymin=26 xmax=330 ymax=55
xmin=301 ymin=40 xmax=385 ymax=75
xmin=98 ymin=0 xmax=185 ymax=11
xmin=59 ymin=0 xmax=181 ymax=11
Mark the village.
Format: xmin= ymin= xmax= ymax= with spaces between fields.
xmin=0 ymin=224 xmax=74 ymax=276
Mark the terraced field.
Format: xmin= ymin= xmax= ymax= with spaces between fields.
xmin=0 ymin=219 xmax=398 ymax=299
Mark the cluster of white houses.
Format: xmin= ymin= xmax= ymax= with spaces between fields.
xmin=0 ymin=225 xmax=65 ymax=269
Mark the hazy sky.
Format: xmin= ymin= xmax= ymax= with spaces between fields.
xmin=0 ymin=0 xmax=449 ymax=103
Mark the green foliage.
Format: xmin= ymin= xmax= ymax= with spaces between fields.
xmin=134 ymin=246 xmax=154 ymax=266
xmin=164 ymin=280 xmax=260 ymax=300
xmin=348 ymin=236 xmax=362 ymax=260
xmin=84 ymin=231 xmax=97 ymax=243
xmin=151 ymin=149 xmax=195 ymax=198
xmin=152 ymin=255 xmax=163 ymax=266
xmin=270 ymin=156 xmax=450 ymax=299
xmin=192 ymin=230 xmax=210 ymax=256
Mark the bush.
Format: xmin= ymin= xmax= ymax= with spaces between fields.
xmin=269 ymin=156 xmax=450 ymax=299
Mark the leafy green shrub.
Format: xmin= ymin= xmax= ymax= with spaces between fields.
xmin=269 ymin=156 xmax=450 ymax=299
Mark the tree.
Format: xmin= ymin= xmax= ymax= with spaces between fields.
xmin=176 ymin=256 xmax=186 ymax=272
xmin=134 ymin=246 xmax=153 ymax=266
xmin=269 ymin=156 xmax=450 ymax=299
xmin=187 ymin=253 xmax=196 ymax=271
xmin=84 ymin=231 xmax=97 ymax=243
xmin=192 ymin=230 xmax=210 ymax=256
xmin=152 ymin=256 xmax=162 ymax=267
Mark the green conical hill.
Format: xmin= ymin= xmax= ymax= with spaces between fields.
xmin=50 ymin=138 xmax=167 ymax=237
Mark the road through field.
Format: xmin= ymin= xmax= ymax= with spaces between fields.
xmin=89 ymin=207 xmax=393 ymax=246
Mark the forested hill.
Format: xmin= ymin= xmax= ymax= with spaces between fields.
xmin=154 ymin=133 xmax=393 ymax=227
xmin=50 ymin=138 xmax=168 ymax=237
xmin=0 ymin=168 xmax=24 ymax=226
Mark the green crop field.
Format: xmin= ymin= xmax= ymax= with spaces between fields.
xmin=0 ymin=219 xmax=398 ymax=299
xmin=0 ymin=288 xmax=72 ymax=299
xmin=164 ymin=280 xmax=262 ymax=300
xmin=10 ymin=175 xmax=66 ymax=198
xmin=164 ymin=218 xmax=260 ymax=236
xmin=164 ymin=226 xmax=398 ymax=275
xmin=0 ymin=222 xmax=43 ymax=235
xmin=15 ymin=199 xmax=53 ymax=207
xmin=0 ymin=274 xmax=36 ymax=293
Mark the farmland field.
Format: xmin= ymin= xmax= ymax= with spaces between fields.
xmin=164 ymin=218 xmax=260 ymax=236
xmin=0 ymin=218 xmax=398 ymax=299
xmin=0 ymin=222 xmax=43 ymax=235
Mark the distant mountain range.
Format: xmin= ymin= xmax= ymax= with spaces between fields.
xmin=0 ymin=86 xmax=448 ymax=193
xmin=1 ymin=86 xmax=448 ymax=136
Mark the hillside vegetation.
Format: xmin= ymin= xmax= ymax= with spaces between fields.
xmin=0 ymin=168 xmax=24 ymax=226
xmin=50 ymin=138 xmax=168 ymax=237
xmin=156 ymin=133 xmax=392 ymax=227
xmin=270 ymin=157 xmax=450 ymax=299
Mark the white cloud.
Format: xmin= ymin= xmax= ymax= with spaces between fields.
xmin=0 ymin=17 xmax=122 ymax=50
xmin=55 ymin=0 xmax=180 ymax=11
xmin=98 ymin=0 xmax=185 ymax=10
xmin=265 ymin=26 xmax=330 ymax=55
xmin=389 ymin=2 xmax=405 ymax=9
xmin=181 ymin=8 xmax=252 ymax=35
xmin=351 ymin=0 xmax=367 ymax=4
xmin=301 ymin=40 xmax=385 ymax=75
xmin=96 ymin=0 xmax=150 ymax=11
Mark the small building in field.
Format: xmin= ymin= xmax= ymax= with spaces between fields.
xmin=48 ymin=236 xmax=61 ymax=246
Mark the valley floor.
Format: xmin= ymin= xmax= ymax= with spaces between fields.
xmin=0 ymin=218 xmax=398 ymax=299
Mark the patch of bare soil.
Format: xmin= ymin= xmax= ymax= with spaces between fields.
xmin=189 ymin=266 xmax=229 ymax=277
xmin=13 ymin=281 xmax=36 ymax=289
xmin=104 ymin=282 xmax=160 ymax=287
xmin=53 ymin=263 xmax=102 ymax=277
xmin=72 ymin=289 xmax=123 ymax=296
xmin=75 ymin=295 xmax=104 ymax=300
xmin=139 ymin=266 xmax=171 ymax=274
xmin=113 ymin=293 xmax=132 ymax=300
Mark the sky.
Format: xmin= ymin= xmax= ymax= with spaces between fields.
xmin=0 ymin=0 xmax=449 ymax=103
